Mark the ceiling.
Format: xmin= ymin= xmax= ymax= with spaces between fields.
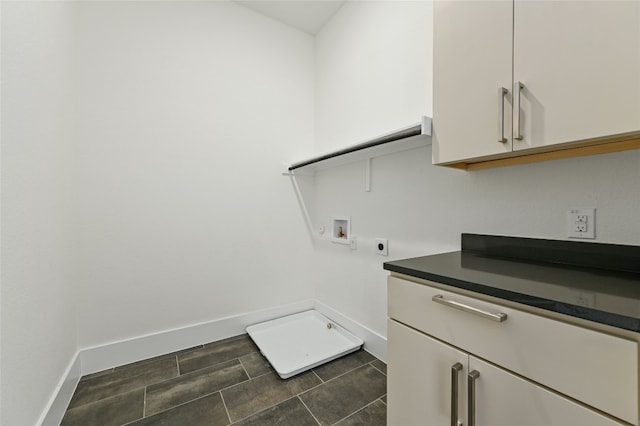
xmin=235 ymin=1 xmax=347 ymax=34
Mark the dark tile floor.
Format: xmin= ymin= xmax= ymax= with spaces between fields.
xmin=61 ymin=334 xmax=387 ymax=425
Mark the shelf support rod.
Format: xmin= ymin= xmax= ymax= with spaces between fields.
xmin=285 ymin=172 xmax=315 ymax=240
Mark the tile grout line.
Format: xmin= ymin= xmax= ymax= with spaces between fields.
xmin=311 ymin=369 xmax=325 ymax=383
xmin=223 ymin=363 xmax=326 ymax=424
xmin=73 ymin=359 xmax=381 ymax=421
xmin=109 ymin=359 xmax=253 ymax=422
xmin=121 ymin=391 xmax=224 ymax=426
xmin=112 ymin=344 xmax=204 ymax=375
xmin=216 ymin=355 xmax=276 ymax=392
xmin=213 ymin=366 xmax=255 ymax=396
xmin=136 ymin=349 xmax=378 ymax=408
xmin=225 ymin=371 xmax=298 ymax=423
xmin=71 ymin=354 xmax=189 ymax=410
xmin=298 ymin=395 xmax=323 ymax=426
xmin=128 ymin=336 xmax=247 ymax=377
xmin=151 ymin=355 xmax=252 ymax=396
xmin=297 ymin=364 xmax=378 ymax=402
xmin=368 ymin=360 xmax=387 ymax=376
xmin=229 ymin=395 xmax=314 ymax=426
xmin=329 ymin=396 xmax=385 ymax=426
xmin=187 ymin=348 xmax=379 ymax=400
xmin=220 ymin=391 xmax=233 ymax=425
xmin=301 ymin=362 xmax=373 ymax=397
xmin=293 ymin=364 xmax=377 ymax=425
xmin=82 ymin=337 xmax=246 ymax=386
xmin=296 ymin=377 xmax=325 ymax=396
xmin=226 ymin=393 xmax=285 ymax=424
xmin=135 ymin=355 xmax=254 ymax=423
xmin=72 ymin=376 xmax=172 ymax=411
xmin=179 ymin=348 xmax=257 ymax=377
xmin=142 ymin=386 xmax=147 ymax=418
xmin=300 ymin=361 xmax=386 ymax=426
xmin=65 ymin=384 xmax=155 ymax=416
xmin=238 ymin=357 xmax=251 ymax=379
xmin=67 ymin=341 xmax=387 ymax=424
xmin=238 ymin=368 xmax=271 ymax=382
xmin=144 ymin=359 xmax=254 ymax=418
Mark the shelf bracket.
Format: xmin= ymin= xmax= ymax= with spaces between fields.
xmin=365 ymin=157 xmax=372 ymax=192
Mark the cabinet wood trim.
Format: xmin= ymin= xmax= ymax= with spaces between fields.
xmin=440 ymin=135 xmax=640 ymax=171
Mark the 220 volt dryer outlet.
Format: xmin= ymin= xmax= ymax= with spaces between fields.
xmin=376 ymin=238 xmax=388 ymax=256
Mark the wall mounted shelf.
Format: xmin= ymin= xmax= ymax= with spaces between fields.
xmin=286 ymin=116 xmax=432 ymax=174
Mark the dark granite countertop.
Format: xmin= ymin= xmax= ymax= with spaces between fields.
xmin=384 ymin=234 xmax=640 ymax=332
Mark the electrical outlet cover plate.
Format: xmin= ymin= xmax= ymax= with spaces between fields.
xmin=567 ymin=208 xmax=595 ymax=239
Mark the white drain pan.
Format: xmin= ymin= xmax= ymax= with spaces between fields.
xmin=246 ymin=310 xmax=363 ymax=379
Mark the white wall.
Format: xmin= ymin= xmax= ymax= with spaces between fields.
xmin=315 ymin=0 xmax=432 ymax=151
xmin=2 ymin=1 xmax=638 ymax=422
xmin=312 ymin=0 xmax=433 ymax=348
xmin=1 ymin=2 xmax=79 ymax=425
xmin=2 ymin=1 xmax=316 ymax=421
xmin=312 ymin=1 xmax=640 ymax=347
xmin=75 ymin=1 xmax=316 ymax=348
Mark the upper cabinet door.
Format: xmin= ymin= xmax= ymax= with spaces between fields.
xmin=513 ymin=0 xmax=640 ymax=151
xmin=432 ymin=0 xmax=513 ymax=165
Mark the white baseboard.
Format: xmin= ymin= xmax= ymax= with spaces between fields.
xmin=41 ymin=299 xmax=387 ymax=425
xmin=314 ymin=301 xmax=387 ymax=362
xmin=38 ymin=352 xmax=81 ymax=426
xmin=80 ymin=299 xmax=316 ymax=375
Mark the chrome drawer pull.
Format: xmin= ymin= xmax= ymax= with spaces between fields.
xmin=497 ymin=86 xmax=508 ymax=143
xmin=468 ymin=370 xmax=480 ymax=426
xmin=513 ymin=81 xmax=524 ymax=141
xmin=451 ymin=362 xmax=463 ymax=426
xmin=432 ymin=295 xmax=508 ymax=322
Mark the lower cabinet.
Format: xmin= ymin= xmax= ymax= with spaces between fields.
xmin=388 ymin=319 xmax=625 ymax=426
xmin=388 ymin=319 xmax=466 ymax=425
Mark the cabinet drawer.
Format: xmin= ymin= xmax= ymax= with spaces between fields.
xmin=388 ymin=276 xmax=638 ymax=425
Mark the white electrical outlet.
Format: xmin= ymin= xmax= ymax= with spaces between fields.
xmin=375 ymin=238 xmax=388 ymax=256
xmin=567 ymin=208 xmax=595 ymax=239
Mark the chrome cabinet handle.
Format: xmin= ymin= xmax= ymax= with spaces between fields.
xmin=451 ymin=363 xmax=463 ymax=426
xmin=497 ymin=87 xmax=508 ymax=143
xmin=468 ymin=370 xmax=480 ymax=426
xmin=513 ymin=81 xmax=524 ymax=140
xmin=432 ymin=295 xmax=507 ymax=322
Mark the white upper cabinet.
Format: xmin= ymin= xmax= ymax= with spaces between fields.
xmin=432 ymin=0 xmax=513 ymax=164
xmin=513 ymin=0 xmax=640 ymax=151
xmin=433 ymin=0 xmax=640 ymax=166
